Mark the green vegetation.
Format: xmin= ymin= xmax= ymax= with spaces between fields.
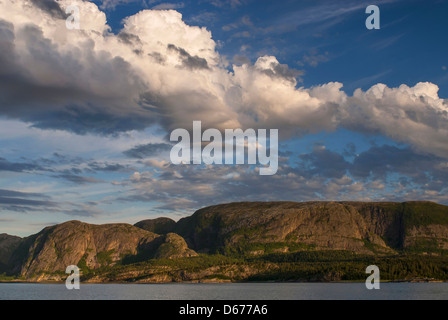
xmin=0 ymin=273 xmax=22 ymax=281
xmin=4 ymin=247 xmax=448 ymax=283
xmin=402 ymin=202 xmax=448 ymax=227
xmin=243 ymin=250 xmax=448 ymax=281
xmin=402 ymin=238 xmax=448 ymax=256
xmin=155 ymin=243 xmax=178 ymax=259
xmin=74 ymin=249 xmax=448 ymax=283
xmin=221 ymin=241 xmax=314 ymax=257
xmin=77 ymin=254 xmax=91 ymax=273
xmin=97 ymin=250 xmax=115 ymax=266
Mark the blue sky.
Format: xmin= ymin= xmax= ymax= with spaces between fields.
xmin=95 ymin=0 xmax=448 ymax=94
xmin=0 ymin=0 xmax=447 ymax=236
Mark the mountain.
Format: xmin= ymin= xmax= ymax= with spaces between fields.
xmin=0 ymin=233 xmax=22 ymax=273
xmin=174 ymin=201 xmax=448 ymax=255
xmin=4 ymin=221 xmax=197 ymax=281
xmin=2 ymin=201 xmax=448 ymax=282
xmin=134 ymin=217 xmax=176 ymax=235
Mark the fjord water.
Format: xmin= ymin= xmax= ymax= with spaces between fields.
xmin=1 ymin=283 xmax=448 ymax=300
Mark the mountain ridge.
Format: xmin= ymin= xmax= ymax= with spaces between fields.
xmin=2 ymin=200 xmax=448 ymax=282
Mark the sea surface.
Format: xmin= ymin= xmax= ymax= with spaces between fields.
xmin=1 ymin=282 xmax=448 ymax=300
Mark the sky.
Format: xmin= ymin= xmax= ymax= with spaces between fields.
xmin=0 ymin=0 xmax=447 ymax=237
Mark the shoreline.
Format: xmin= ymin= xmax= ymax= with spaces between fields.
xmin=1 ymin=279 xmax=446 ymax=284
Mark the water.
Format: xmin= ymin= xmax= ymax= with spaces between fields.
xmin=1 ymin=282 xmax=448 ymax=300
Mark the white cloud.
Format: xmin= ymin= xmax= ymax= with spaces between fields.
xmin=0 ymin=0 xmax=447 ymax=159
xmin=344 ymin=82 xmax=448 ymax=158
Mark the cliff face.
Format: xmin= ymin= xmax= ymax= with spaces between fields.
xmin=2 ymin=201 xmax=448 ymax=280
xmin=11 ymin=221 xmax=158 ymax=277
xmin=174 ymin=202 xmax=389 ymax=255
xmin=174 ymin=201 xmax=448 ymax=255
xmin=8 ymin=221 xmax=197 ymax=279
xmin=0 ymin=233 xmax=22 ymax=273
xmin=352 ymin=201 xmax=448 ymax=252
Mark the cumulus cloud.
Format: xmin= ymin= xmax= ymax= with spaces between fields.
xmin=167 ymin=44 xmax=210 ymax=70
xmin=30 ymin=0 xmax=67 ymax=19
xmin=0 ymin=0 xmax=447 ymax=159
xmin=343 ymin=83 xmax=448 ymax=158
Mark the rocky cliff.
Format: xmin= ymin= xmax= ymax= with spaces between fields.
xmin=0 ymin=233 xmax=21 ymax=273
xmin=173 ymin=201 xmax=448 ymax=255
xmin=5 ymin=221 xmax=197 ymax=280
xmin=2 ymin=201 xmax=448 ymax=281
